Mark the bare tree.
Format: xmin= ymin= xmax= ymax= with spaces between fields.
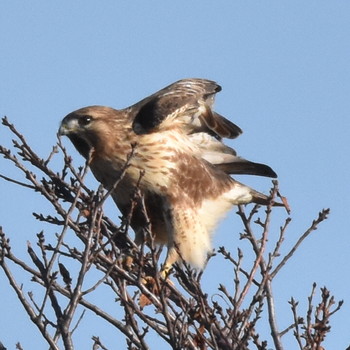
xmin=0 ymin=117 xmax=343 ymax=349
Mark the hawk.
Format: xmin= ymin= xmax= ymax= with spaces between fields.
xmin=59 ymin=78 xmax=279 ymax=270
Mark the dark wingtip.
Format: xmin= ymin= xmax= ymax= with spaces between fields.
xmin=260 ymin=164 xmax=278 ymax=178
xmin=216 ymin=161 xmax=278 ymax=178
xmin=212 ymin=112 xmax=243 ymax=139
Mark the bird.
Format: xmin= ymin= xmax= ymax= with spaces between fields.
xmin=59 ymin=78 xmax=279 ymax=271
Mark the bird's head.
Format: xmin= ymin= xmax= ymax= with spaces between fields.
xmin=59 ymin=106 xmax=121 ymax=159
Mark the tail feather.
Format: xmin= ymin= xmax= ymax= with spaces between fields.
xmin=251 ymin=189 xmax=284 ymax=207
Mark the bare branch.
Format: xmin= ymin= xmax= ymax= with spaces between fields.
xmin=271 ymin=209 xmax=330 ymax=279
xmin=0 ymin=118 xmax=337 ymax=350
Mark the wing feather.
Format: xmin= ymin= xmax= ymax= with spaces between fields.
xmin=189 ymin=133 xmax=277 ymax=178
xmin=131 ymin=78 xmax=242 ymax=139
xmin=129 ymin=78 xmax=277 ymax=178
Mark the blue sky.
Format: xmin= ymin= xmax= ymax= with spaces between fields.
xmin=1 ymin=1 xmax=349 ymax=349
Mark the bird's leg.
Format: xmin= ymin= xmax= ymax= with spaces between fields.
xmin=161 ymin=246 xmax=179 ymax=278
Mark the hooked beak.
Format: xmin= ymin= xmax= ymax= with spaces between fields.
xmin=58 ymin=117 xmax=79 ymax=136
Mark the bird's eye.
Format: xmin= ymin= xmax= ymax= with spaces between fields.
xmin=79 ymin=115 xmax=93 ymax=126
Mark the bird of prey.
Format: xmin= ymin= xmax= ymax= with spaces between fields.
xmin=59 ymin=78 xmax=278 ymax=270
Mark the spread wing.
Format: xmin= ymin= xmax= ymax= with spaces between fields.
xmin=130 ymin=78 xmax=242 ymax=139
xmin=129 ymin=78 xmax=277 ymax=178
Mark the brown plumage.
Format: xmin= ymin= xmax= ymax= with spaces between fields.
xmin=59 ymin=78 xmax=278 ymax=269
